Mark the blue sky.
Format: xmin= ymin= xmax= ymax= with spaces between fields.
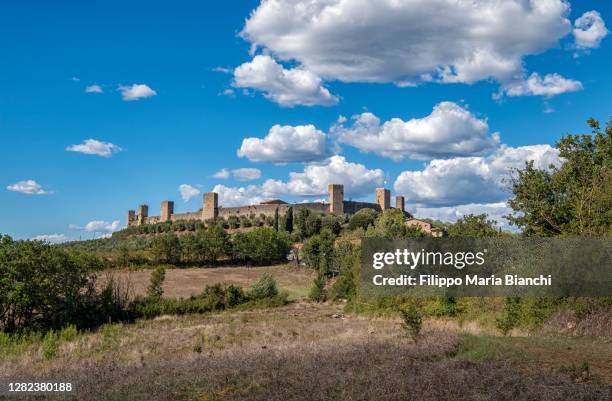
xmin=1 ymin=0 xmax=610 ymax=241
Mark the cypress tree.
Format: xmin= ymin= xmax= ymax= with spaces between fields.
xmin=284 ymin=206 xmax=294 ymax=232
xmin=274 ymin=208 xmax=280 ymax=231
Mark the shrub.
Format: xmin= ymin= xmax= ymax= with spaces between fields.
xmin=496 ymin=297 xmax=522 ymax=335
xmin=330 ymin=241 xmax=360 ymax=301
xmin=309 ymin=274 xmax=327 ymax=302
xmin=400 ymin=303 xmax=423 ymax=343
xmin=227 ymin=215 xmax=239 ymax=229
xmin=301 ymin=229 xmax=335 ymax=275
xmin=42 ymin=330 xmax=58 ymax=359
xmin=146 ymin=267 xmax=165 ymax=301
xmin=249 ymin=273 xmax=278 ymax=300
xmin=58 ymin=325 xmax=79 ymax=342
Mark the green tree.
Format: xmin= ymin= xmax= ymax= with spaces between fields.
xmin=200 ymin=226 xmax=230 ymax=264
xmin=151 ymin=232 xmax=182 ymax=265
xmin=274 ymin=208 xmax=280 ymax=231
xmin=284 ymin=206 xmax=294 ymax=232
xmin=0 ymin=236 xmax=93 ymax=332
xmin=301 ymin=229 xmax=335 ymax=276
xmin=507 ymin=117 xmax=611 ymax=236
xmin=446 ymin=214 xmax=499 ymax=237
xmin=146 ymin=266 xmax=165 ymax=301
xmin=321 ymin=214 xmax=342 ymax=236
xmin=309 ymin=274 xmax=327 ymax=302
xmin=348 ymin=208 xmax=379 ymax=230
xmin=117 ymin=245 xmax=130 ymax=268
xmin=330 ymin=240 xmax=360 ymax=301
xmin=295 ymin=208 xmax=310 ymax=239
xmin=366 ymin=209 xmax=415 ymax=237
xmin=179 ymin=234 xmax=199 ymax=263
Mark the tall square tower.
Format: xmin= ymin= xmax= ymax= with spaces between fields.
xmin=137 ymin=204 xmax=149 ymax=225
xmin=161 ymin=200 xmax=174 ymax=222
xmin=328 ymin=184 xmax=344 ymax=214
xmin=396 ymin=196 xmax=405 ymax=212
xmin=376 ymin=188 xmax=391 ymax=211
xmin=203 ymin=192 xmax=218 ymax=220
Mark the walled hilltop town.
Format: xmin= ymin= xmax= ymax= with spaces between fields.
xmin=127 ymin=184 xmax=442 ymax=236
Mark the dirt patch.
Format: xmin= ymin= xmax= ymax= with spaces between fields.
xmin=99 ymin=265 xmax=315 ymax=299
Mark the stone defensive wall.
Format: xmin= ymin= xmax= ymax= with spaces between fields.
xmin=126 ymin=184 xmax=407 ymax=227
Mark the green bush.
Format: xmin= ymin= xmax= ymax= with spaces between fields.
xmin=309 ymin=274 xmax=327 ymax=302
xmin=301 ymin=229 xmax=335 ymax=275
xmin=249 ymin=273 xmax=278 ymax=300
xmin=330 ymin=241 xmax=360 ymax=301
xmin=496 ymin=297 xmax=522 ymax=335
xmin=146 ymin=267 xmax=165 ymax=301
xmin=42 ymin=330 xmax=58 ymax=359
xmin=400 ymin=303 xmax=423 ymax=343
xmin=58 ymin=325 xmax=79 ymax=342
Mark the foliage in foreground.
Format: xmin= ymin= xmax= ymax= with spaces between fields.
xmin=507 ymin=117 xmax=611 ymax=236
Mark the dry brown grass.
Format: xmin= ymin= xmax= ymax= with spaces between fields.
xmin=1 ymin=303 xmax=610 ymax=401
xmin=99 ymin=265 xmax=315 ymax=300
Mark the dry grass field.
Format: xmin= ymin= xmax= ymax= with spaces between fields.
xmin=1 ymin=301 xmax=611 ymax=401
xmin=99 ymin=264 xmax=316 ymax=300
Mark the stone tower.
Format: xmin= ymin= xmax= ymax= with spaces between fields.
xmin=137 ymin=204 xmax=149 ymax=225
xmin=127 ymin=210 xmax=136 ymax=227
xmin=376 ymin=188 xmax=391 ymax=211
xmin=328 ymin=184 xmax=344 ymax=214
xmin=203 ymin=192 xmax=218 ymax=220
xmin=396 ymin=196 xmax=405 ymax=212
xmin=161 ymin=200 xmax=174 ymax=222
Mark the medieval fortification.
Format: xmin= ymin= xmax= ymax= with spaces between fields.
xmin=127 ymin=184 xmax=440 ymax=235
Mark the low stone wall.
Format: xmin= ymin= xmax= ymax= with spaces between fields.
xmin=171 ymin=211 xmax=202 ymax=221
xmin=131 ymin=200 xmax=383 ymax=227
xmin=218 ymin=202 xmax=328 ymax=218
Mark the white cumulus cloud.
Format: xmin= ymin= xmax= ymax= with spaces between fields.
xmin=238 ymin=124 xmax=337 ymax=163
xmin=6 ymin=180 xmax=50 ymax=195
xmin=213 ymin=168 xmax=231 ymax=179
xmin=573 ymin=10 xmax=608 ymax=50
xmin=70 ymin=220 xmax=121 ymax=233
xmin=394 ymin=144 xmax=562 ymax=207
xmin=332 ymin=101 xmax=500 ymax=160
xmin=32 ymin=234 xmax=71 ymax=244
xmin=411 ymin=202 xmax=513 ymax=230
xmin=262 ymin=155 xmax=384 ymax=198
xmin=233 ymin=55 xmax=338 ymax=107
xmin=232 ymin=168 xmax=262 ymax=181
xmin=502 ymin=73 xmax=583 ymax=97
xmin=213 ymin=184 xmax=268 ymax=206
xmin=85 ymin=84 xmax=103 ymax=93
xmin=213 ymin=155 xmax=384 ymax=205
xmin=66 ymin=139 xmax=122 ymax=157
xmin=242 ymin=0 xmax=572 ymax=86
xmin=179 ymin=184 xmax=201 ymax=202
xmin=118 ymin=84 xmax=157 ymax=101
